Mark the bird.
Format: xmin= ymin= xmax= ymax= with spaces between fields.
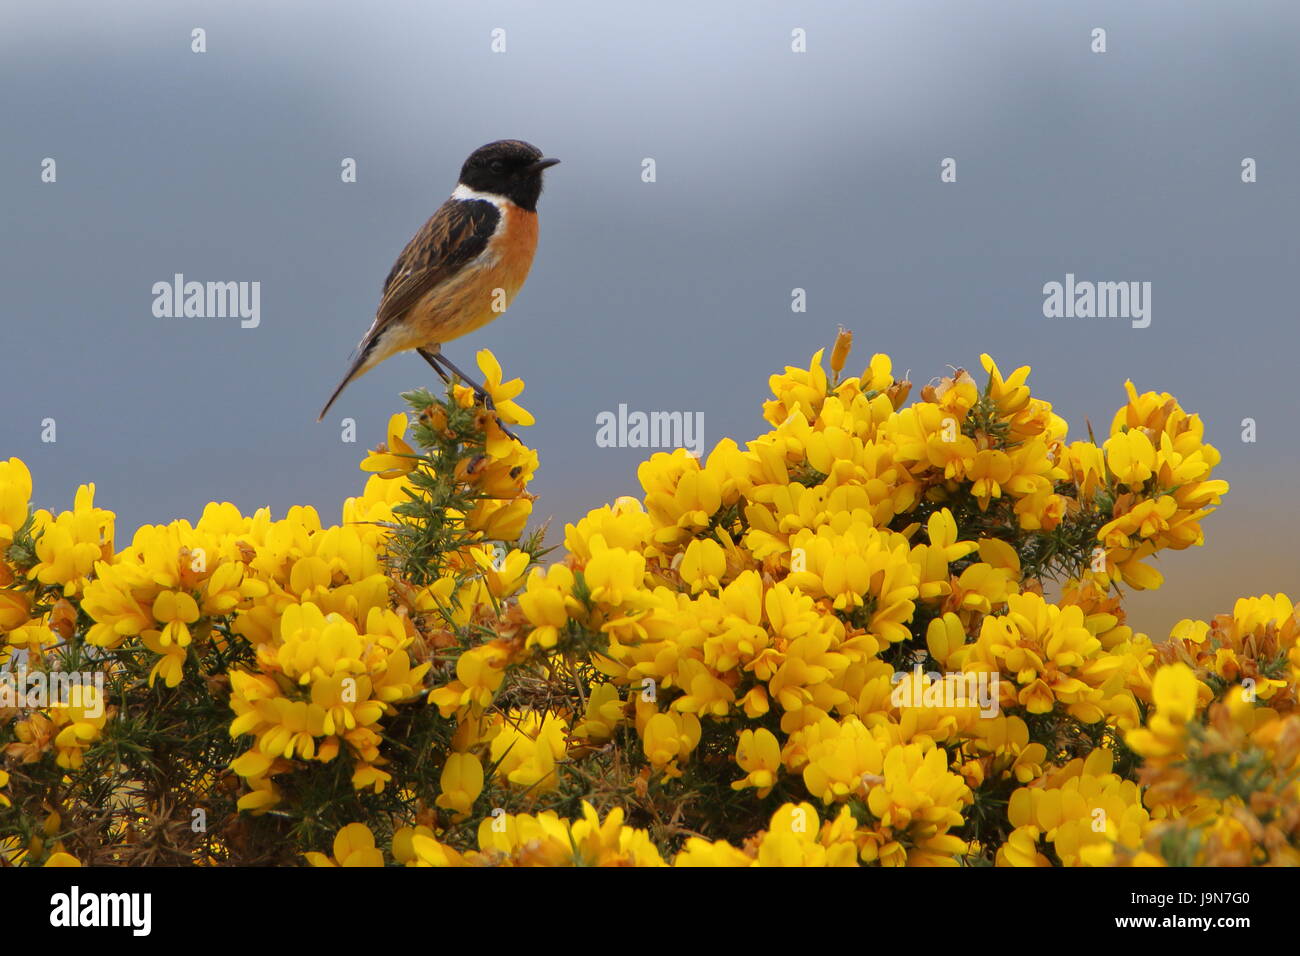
xmin=317 ymin=139 xmax=560 ymax=432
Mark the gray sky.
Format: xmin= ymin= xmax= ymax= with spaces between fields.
xmin=3 ymin=0 xmax=1297 ymax=635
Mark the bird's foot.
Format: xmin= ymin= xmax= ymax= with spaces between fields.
xmin=492 ymin=417 xmax=521 ymax=444
xmin=422 ymin=349 xmax=522 ymax=444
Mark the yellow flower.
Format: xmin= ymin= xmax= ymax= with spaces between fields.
xmin=141 ymin=629 xmax=188 ymax=687
xmin=304 ymin=823 xmax=385 ymax=867
xmin=753 ymin=803 xmax=858 ymax=867
xmin=29 ymin=484 xmax=114 ymax=596
xmin=564 ymin=498 xmax=654 ymax=560
xmin=642 ymin=711 xmax=701 ymax=777
xmin=1126 ymin=663 xmax=1204 ymax=758
xmin=800 ymin=717 xmax=885 ymax=803
xmin=967 ymin=450 xmax=1013 ymax=510
xmin=428 ymin=640 xmax=511 ymax=717
xmin=1067 ymin=441 xmax=1107 ymax=501
xmin=152 ymin=590 xmax=200 ymax=648
xmin=786 ymin=521 xmax=918 ymax=629
xmin=0 ymin=458 xmax=33 ymax=549
xmin=979 ymin=354 xmax=1032 ymax=417
xmin=48 ymin=703 xmax=108 ymax=770
xmin=950 ymin=561 xmax=1017 ymax=615
xmin=674 ymin=837 xmax=757 ymax=867
xmin=679 ymin=537 xmax=727 ymax=593
xmin=1151 ymin=663 xmax=1201 ymax=723
xmin=573 ymin=683 xmax=625 ymax=741
xmin=763 ymin=349 xmax=829 ymax=427
xmin=1005 ymin=750 xmax=1148 ymax=866
xmin=866 ymin=744 xmax=969 ymax=846
xmin=473 ymin=349 xmax=535 ymax=427
xmin=732 ymin=728 xmax=782 ymax=797
xmin=925 ymin=613 xmax=967 ymax=669
xmin=1105 ymin=429 xmax=1156 ymax=486
xmin=435 ymin=752 xmax=484 ymax=820
xmin=583 ymin=537 xmax=647 ymax=607
xmin=489 ymin=711 xmax=568 ymax=793
xmin=637 ymin=450 xmax=724 ymax=551
xmin=517 ymin=563 xmax=577 ymax=650
xmin=359 ymin=413 xmax=418 ymax=479
xmin=473 ymin=802 xmax=665 ymax=867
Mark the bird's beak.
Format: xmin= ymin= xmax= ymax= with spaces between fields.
xmin=526 ymin=157 xmax=561 ymax=174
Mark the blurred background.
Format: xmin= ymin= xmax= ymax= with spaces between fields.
xmin=3 ymin=0 xmax=1297 ymax=637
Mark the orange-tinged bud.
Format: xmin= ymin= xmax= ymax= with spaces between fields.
xmin=830 ymin=327 xmax=853 ymax=377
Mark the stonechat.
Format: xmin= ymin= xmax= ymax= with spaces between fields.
xmin=317 ymin=139 xmax=560 ymax=430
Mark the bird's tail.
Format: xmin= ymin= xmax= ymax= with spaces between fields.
xmin=317 ymin=340 xmax=378 ymax=421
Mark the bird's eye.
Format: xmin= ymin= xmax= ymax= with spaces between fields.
xmin=489 ymin=160 xmax=506 ymax=174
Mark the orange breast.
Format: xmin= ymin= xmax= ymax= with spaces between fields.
xmin=490 ymin=205 xmax=540 ymax=298
xmin=407 ymin=204 xmax=540 ymax=346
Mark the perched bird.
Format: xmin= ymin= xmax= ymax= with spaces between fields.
xmin=317 ymin=139 xmax=560 ymax=430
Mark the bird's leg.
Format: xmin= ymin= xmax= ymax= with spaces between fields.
xmin=417 ymin=347 xmax=452 ymax=385
xmin=425 ymin=350 xmax=521 ymax=444
xmin=430 ymin=353 xmax=494 ymax=409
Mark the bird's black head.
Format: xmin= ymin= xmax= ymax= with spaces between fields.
xmin=458 ymin=140 xmax=559 ymax=212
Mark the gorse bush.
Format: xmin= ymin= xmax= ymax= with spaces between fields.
xmin=2 ymin=333 xmax=1297 ymax=867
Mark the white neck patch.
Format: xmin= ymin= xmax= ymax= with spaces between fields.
xmin=451 ymin=183 xmax=513 ymax=207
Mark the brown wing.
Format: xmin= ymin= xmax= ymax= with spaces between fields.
xmin=371 ymin=197 xmax=501 ymax=335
